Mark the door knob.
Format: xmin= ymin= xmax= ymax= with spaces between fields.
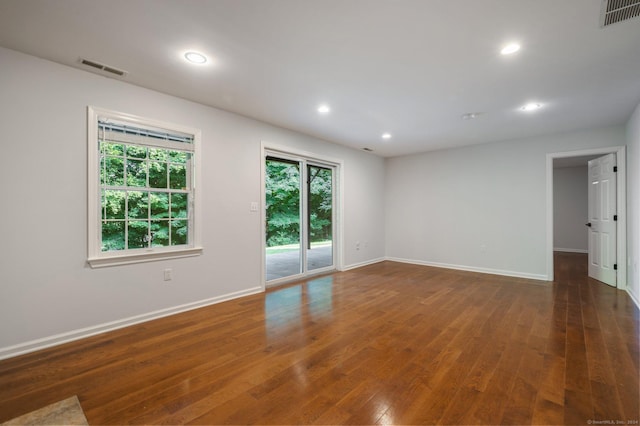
xmin=586 ymin=222 xmax=592 ymax=227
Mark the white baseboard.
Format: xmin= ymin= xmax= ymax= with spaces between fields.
xmin=0 ymin=286 xmax=263 ymax=361
xmin=341 ymin=257 xmax=386 ymax=271
xmin=385 ymin=257 xmax=549 ymax=281
xmin=627 ymin=288 xmax=640 ymax=311
xmin=554 ymin=248 xmax=588 ymax=254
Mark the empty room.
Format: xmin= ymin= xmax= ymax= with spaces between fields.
xmin=0 ymin=0 xmax=639 ymax=425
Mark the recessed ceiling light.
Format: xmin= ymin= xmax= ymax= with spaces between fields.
xmin=501 ymin=43 xmax=521 ymax=55
xmin=461 ymin=112 xmax=484 ymax=120
xmin=520 ymin=102 xmax=543 ymax=112
xmin=184 ymin=51 xmax=207 ymax=64
xmin=317 ymin=104 xmax=330 ymax=114
xmin=382 ymin=133 xmax=392 ymax=139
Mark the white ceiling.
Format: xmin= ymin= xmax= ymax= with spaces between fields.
xmin=1 ymin=0 xmax=639 ymax=157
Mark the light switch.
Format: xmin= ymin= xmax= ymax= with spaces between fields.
xmin=250 ymin=202 xmax=258 ymax=212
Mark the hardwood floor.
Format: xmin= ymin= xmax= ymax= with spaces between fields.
xmin=0 ymin=253 xmax=638 ymax=424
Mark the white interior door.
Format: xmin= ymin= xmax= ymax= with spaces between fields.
xmin=587 ymin=153 xmax=617 ymax=287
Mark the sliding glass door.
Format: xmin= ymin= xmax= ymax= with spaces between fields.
xmin=265 ymin=154 xmax=335 ymax=283
xmin=306 ymin=164 xmax=333 ymax=272
xmin=265 ymin=157 xmax=302 ymax=280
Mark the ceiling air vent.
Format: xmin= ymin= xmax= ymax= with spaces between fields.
xmin=600 ymin=0 xmax=640 ymax=27
xmin=78 ymin=57 xmax=128 ymax=77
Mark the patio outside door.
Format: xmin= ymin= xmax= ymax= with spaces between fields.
xmin=265 ymin=154 xmax=335 ymax=283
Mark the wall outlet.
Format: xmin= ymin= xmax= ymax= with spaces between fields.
xmin=355 ymin=241 xmax=360 ymax=250
xmin=164 ymin=268 xmax=172 ymax=281
xmin=250 ymin=202 xmax=258 ymax=212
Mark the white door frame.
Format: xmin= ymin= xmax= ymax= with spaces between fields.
xmin=260 ymin=141 xmax=344 ymax=289
xmin=546 ymin=146 xmax=627 ymax=288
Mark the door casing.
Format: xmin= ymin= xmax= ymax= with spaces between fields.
xmin=546 ymin=146 xmax=626 ymax=288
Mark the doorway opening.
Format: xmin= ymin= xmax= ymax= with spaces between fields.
xmin=262 ymin=146 xmax=341 ymax=286
xmin=546 ymin=146 xmax=627 ymax=289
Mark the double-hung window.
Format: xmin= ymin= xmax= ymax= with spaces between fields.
xmin=88 ymin=107 xmax=202 ymax=267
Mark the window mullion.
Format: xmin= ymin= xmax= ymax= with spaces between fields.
xmin=124 ymin=191 xmax=129 ymax=250
xmin=124 ymin=146 xmax=129 ymax=250
xmin=146 ymin=190 xmax=151 ymax=249
xmin=168 ymin=191 xmax=173 ymax=247
xmin=186 ymin=157 xmax=194 ymax=245
xmin=145 ymin=151 xmax=151 ymax=248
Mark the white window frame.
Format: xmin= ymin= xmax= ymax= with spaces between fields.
xmin=87 ymin=106 xmax=203 ymax=268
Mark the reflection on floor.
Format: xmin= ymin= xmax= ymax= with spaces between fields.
xmin=266 ymin=245 xmax=333 ymax=281
xmin=265 ymin=276 xmax=334 ymax=339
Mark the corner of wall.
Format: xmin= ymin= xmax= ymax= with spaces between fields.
xmin=625 ymin=100 xmax=640 ymax=310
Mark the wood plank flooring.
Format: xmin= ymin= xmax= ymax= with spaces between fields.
xmin=0 ymin=253 xmax=638 ymax=424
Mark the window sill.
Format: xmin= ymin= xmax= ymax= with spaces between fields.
xmin=88 ymin=247 xmax=203 ymax=268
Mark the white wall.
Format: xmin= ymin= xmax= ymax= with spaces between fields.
xmin=0 ymin=47 xmax=385 ymax=357
xmin=626 ymin=101 xmax=640 ymax=307
xmin=553 ymin=166 xmax=588 ymax=252
xmin=385 ymin=126 xmax=626 ymax=279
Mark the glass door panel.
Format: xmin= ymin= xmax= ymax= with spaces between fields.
xmin=307 ymin=165 xmax=333 ymax=271
xmin=265 ymin=157 xmax=302 ymax=281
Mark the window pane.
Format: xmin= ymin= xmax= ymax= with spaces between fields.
xmin=126 ymin=159 xmax=147 ymax=187
xmin=126 ymin=145 xmax=147 ymax=159
xmin=151 ymin=220 xmax=169 ymax=247
xmin=103 ymin=190 xmax=126 ymax=219
xmin=169 ymin=150 xmax=189 ymax=163
xmin=148 ymin=161 xmax=168 ymax=188
xmin=171 ymin=220 xmax=188 ymax=245
xmin=128 ymin=220 xmax=149 ymax=249
xmin=169 ymin=164 xmax=187 ymax=189
xmin=149 ymin=148 xmax=168 ymax=161
xmin=170 ymin=193 xmax=188 ymax=218
xmin=101 ymin=142 xmax=124 ymax=156
xmin=128 ymin=191 xmax=148 ymax=219
xmin=102 ymin=156 xmax=124 ymax=186
xmin=150 ymin=192 xmax=169 ymax=218
xmin=102 ymin=221 xmax=125 ymax=251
